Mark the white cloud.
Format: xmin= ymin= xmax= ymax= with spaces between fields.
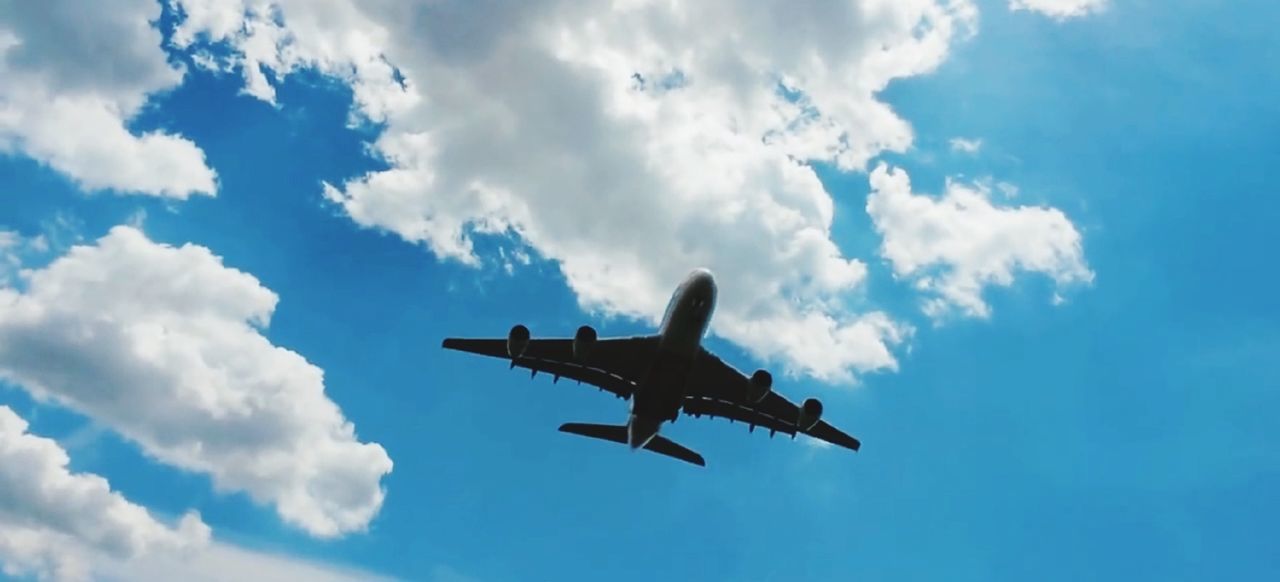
xmin=170 ymin=0 xmax=984 ymax=382
xmin=169 ymin=0 xmax=418 ymax=118
xmin=0 ymin=0 xmax=216 ymax=198
xmin=949 ymin=137 xmax=983 ymax=154
xmin=93 ymin=539 xmax=399 ymax=582
xmin=0 ymin=229 xmax=47 ymax=286
xmin=867 ymin=164 xmax=1092 ymax=318
xmin=0 ymin=405 xmax=209 ymax=582
xmin=0 ymin=226 xmax=392 ymax=538
xmin=1009 ymin=0 xmax=1107 ymax=20
xmin=0 ymin=230 xmax=20 ymax=283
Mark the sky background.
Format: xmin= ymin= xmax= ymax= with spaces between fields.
xmin=1 ymin=0 xmax=1277 ymax=580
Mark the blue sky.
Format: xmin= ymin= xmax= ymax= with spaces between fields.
xmin=1 ymin=0 xmax=1277 ymax=580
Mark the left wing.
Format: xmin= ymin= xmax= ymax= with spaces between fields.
xmin=683 ymin=349 xmax=862 ymax=451
xmin=441 ymin=335 xmax=658 ymax=400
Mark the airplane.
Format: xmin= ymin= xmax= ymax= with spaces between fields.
xmin=441 ymin=268 xmax=861 ymax=467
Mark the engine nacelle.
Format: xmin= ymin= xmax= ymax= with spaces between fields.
xmin=747 ymin=369 xmax=773 ymax=403
xmin=797 ymin=398 xmax=823 ymax=431
xmin=507 ymin=324 xmax=530 ymax=358
xmin=573 ymin=325 xmax=597 ymax=362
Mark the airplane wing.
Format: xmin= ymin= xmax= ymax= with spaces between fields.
xmin=441 ymin=335 xmax=659 ymax=400
xmin=683 ymin=349 xmax=862 ymax=451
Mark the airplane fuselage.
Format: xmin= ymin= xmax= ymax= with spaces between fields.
xmin=627 ymin=268 xmax=718 ymax=449
xmin=444 ymin=265 xmax=861 ymax=463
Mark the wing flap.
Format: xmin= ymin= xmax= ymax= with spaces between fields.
xmin=442 ymin=335 xmax=659 ymax=400
xmin=682 ymin=396 xmax=798 ymax=438
xmin=508 ymin=357 xmax=635 ymax=400
xmin=682 ymin=396 xmax=861 ymax=452
xmin=683 ymin=348 xmax=862 ymax=452
xmin=807 ymin=421 xmax=862 ymax=451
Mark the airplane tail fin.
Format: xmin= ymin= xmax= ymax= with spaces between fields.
xmin=558 ymin=423 xmax=706 ymax=467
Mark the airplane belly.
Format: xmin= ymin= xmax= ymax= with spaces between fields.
xmin=632 ymin=350 xmax=693 ymax=422
xmin=658 ymin=310 xmax=704 ymax=358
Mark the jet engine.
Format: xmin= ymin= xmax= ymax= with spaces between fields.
xmin=573 ymin=325 xmax=597 ymax=361
xmin=747 ymin=369 xmax=773 ymax=403
xmin=507 ymin=324 xmax=530 ymax=358
xmin=797 ymin=398 xmax=823 ymax=431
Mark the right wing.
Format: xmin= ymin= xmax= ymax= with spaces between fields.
xmin=441 ymin=335 xmax=659 ymax=400
xmin=683 ymin=349 xmax=862 ymax=451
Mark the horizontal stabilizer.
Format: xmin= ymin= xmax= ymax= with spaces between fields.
xmin=559 ymin=422 xmax=628 ymax=444
xmin=643 ymin=435 xmax=706 ymax=467
xmin=558 ymin=423 xmax=706 ymax=467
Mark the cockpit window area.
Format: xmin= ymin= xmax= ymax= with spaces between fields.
xmin=661 ymin=284 xmax=683 ymax=323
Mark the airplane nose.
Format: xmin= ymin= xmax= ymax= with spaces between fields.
xmin=689 ymin=268 xmax=716 ymax=294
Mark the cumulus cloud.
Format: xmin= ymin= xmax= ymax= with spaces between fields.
xmin=0 ymin=226 xmax=392 ymax=537
xmin=0 ymin=406 xmax=209 ymax=582
xmin=0 ymin=231 xmax=23 ymax=283
xmin=867 ymin=164 xmax=1092 ymax=318
xmin=0 ymin=399 xmax=391 ymax=581
xmin=949 ymin=137 xmax=983 ymax=154
xmin=92 ymin=539 xmax=399 ymax=582
xmin=1009 ymin=0 xmax=1107 ymax=20
xmin=0 ymin=229 xmax=48 ymax=286
xmin=169 ymin=0 xmax=985 ymax=381
xmin=0 ymin=0 xmax=216 ymax=197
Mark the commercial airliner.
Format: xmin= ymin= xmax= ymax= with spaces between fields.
xmin=442 ymin=268 xmax=861 ymax=466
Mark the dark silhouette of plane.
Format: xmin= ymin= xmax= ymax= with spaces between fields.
xmin=442 ymin=268 xmax=861 ymax=466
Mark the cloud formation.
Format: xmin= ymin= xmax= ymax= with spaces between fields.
xmin=867 ymin=164 xmax=1092 ymax=318
xmin=1009 ymin=0 xmax=1107 ymax=20
xmin=92 ymin=538 xmax=399 ymax=582
xmin=0 ymin=0 xmax=216 ymax=197
xmin=0 ymin=406 xmax=209 ymax=582
xmin=0 ymin=226 xmax=392 ymax=537
xmin=0 ymin=230 xmax=34 ymax=285
xmin=949 ymin=137 xmax=983 ymax=154
xmin=169 ymin=0 xmax=987 ymax=382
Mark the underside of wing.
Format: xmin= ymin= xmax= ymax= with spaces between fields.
xmin=441 ymin=332 xmax=658 ymax=400
xmin=805 ymin=419 xmax=862 ymax=451
xmin=683 ymin=348 xmax=862 ymax=452
xmin=682 ymin=395 xmax=799 ymax=438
